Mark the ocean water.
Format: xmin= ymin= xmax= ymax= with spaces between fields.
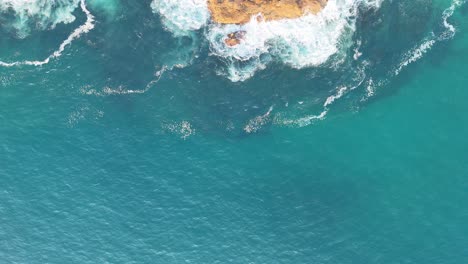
xmin=1 ymin=0 xmax=468 ymax=263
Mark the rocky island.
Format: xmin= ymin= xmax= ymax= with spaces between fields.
xmin=208 ymin=0 xmax=328 ymax=24
xmin=207 ymin=0 xmax=328 ymax=46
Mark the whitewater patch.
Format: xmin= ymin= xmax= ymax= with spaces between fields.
xmin=0 ymin=0 xmax=95 ymax=67
xmin=151 ymin=0 xmax=210 ymax=36
xmin=208 ymin=0 xmax=358 ymax=81
xmin=153 ymin=0 xmax=383 ymax=81
xmin=0 ymin=0 xmax=80 ymax=38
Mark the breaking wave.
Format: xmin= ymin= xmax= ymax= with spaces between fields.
xmin=153 ymin=0 xmax=383 ymax=81
xmin=0 ymin=0 xmax=95 ymax=67
xmin=208 ymin=0 xmax=383 ymax=81
xmin=151 ymin=0 xmax=210 ymax=36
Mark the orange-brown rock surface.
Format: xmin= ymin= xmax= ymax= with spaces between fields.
xmin=225 ymin=31 xmax=247 ymax=46
xmin=208 ymin=0 xmax=328 ymax=24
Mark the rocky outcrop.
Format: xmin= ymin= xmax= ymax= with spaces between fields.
xmin=208 ymin=0 xmax=328 ymax=24
xmin=225 ymin=30 xmax=247 ymax=46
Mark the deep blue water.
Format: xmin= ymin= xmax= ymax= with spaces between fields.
xmin=1 ymin=0 xmax=468 ymax=263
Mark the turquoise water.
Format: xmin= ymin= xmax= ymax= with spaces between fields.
xmin=1 ymin=0 xmax=468 ymax=263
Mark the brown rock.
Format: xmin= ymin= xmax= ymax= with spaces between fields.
xmin=224 ymin=31 xmax=247 ymax=46
xmin=225 ymin=38 xmax=241 ymax=46
xmin=208 ymin=0 xmax=328 ymax=24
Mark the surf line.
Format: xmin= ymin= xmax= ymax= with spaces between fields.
xmin=0 ymin=0 xmax=95 ymax=67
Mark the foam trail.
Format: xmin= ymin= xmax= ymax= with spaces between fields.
xmin=393 ymin=0 xmax=464 ymax=76
xmin=279 ymin=86 xmax=348 ymax=127
xmin=254 ymin=0 xmax=466 ymax=127
xmin=101 ymin=66 xmax=169 ymax=95
xmin=244 ymin=106 xmax=274 ymax=133
xmin=81 ymin=65 xmax=177 ymax=96
xmin=277 ymin=64 xmax=367 ymax=127
xmin=440 ymin=0 xmax=464 ymax=40
xmin=0 ymin=0 xmax=95 ymax=67
xmin=394 ymin=38 xmax=436 ymax=76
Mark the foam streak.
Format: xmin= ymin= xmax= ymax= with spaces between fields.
xmin=0 ymin=0 xmax=95 ymax=67
xmin=393 ymin=0 xmax=464 ymax=76
xmin=284 ymin=86 xmax=348 ymax=127
xmin=81 ymin=65 xmax=173 ymax=96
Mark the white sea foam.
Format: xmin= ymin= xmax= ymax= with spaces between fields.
xmin=394 ymin=38 xmax=436 ymax=76
xmin=287 ymin=0 xmax=466 ymax=129
xmin=294 ymin=0 xmax=464 ymax=128
xmin=207 ymin=0 xmax=383 ymax=81
xmin=151 ymin=0 xmax=210 ymax=36
xmin=353 ymin=39 xmax=363 ymax=60
xmin=393 ymin=0 xmax=464 ymax=76
xmin=80 ymin=65 xmax=172 ymax=96
xmin=440 ymin=0 xmax=464 ymax=40
xmin=100 ymin=66 xmax=169 ymax=95
xmin=0 ymin=0 xmax=80 ymax=38
xmin=153 ymin=0 xmax=383 ymax=81
xmin=244 ymin=106 xmax=273 ymax=133
xmin=284 ymin=0 xmax=465 ymax=129
xmin=276 ymin=63 xmax=367 ymax=127
xmin=0 ymin=0 xmax=95 ymax=67
xmin=163 ymin=121 xmax=195 ymax=139
xmin=277 ymin=86 xmax=348 ymax=127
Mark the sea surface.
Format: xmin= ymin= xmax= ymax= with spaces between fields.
xmin=1 ymin=0 xmax=468 ymax=263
